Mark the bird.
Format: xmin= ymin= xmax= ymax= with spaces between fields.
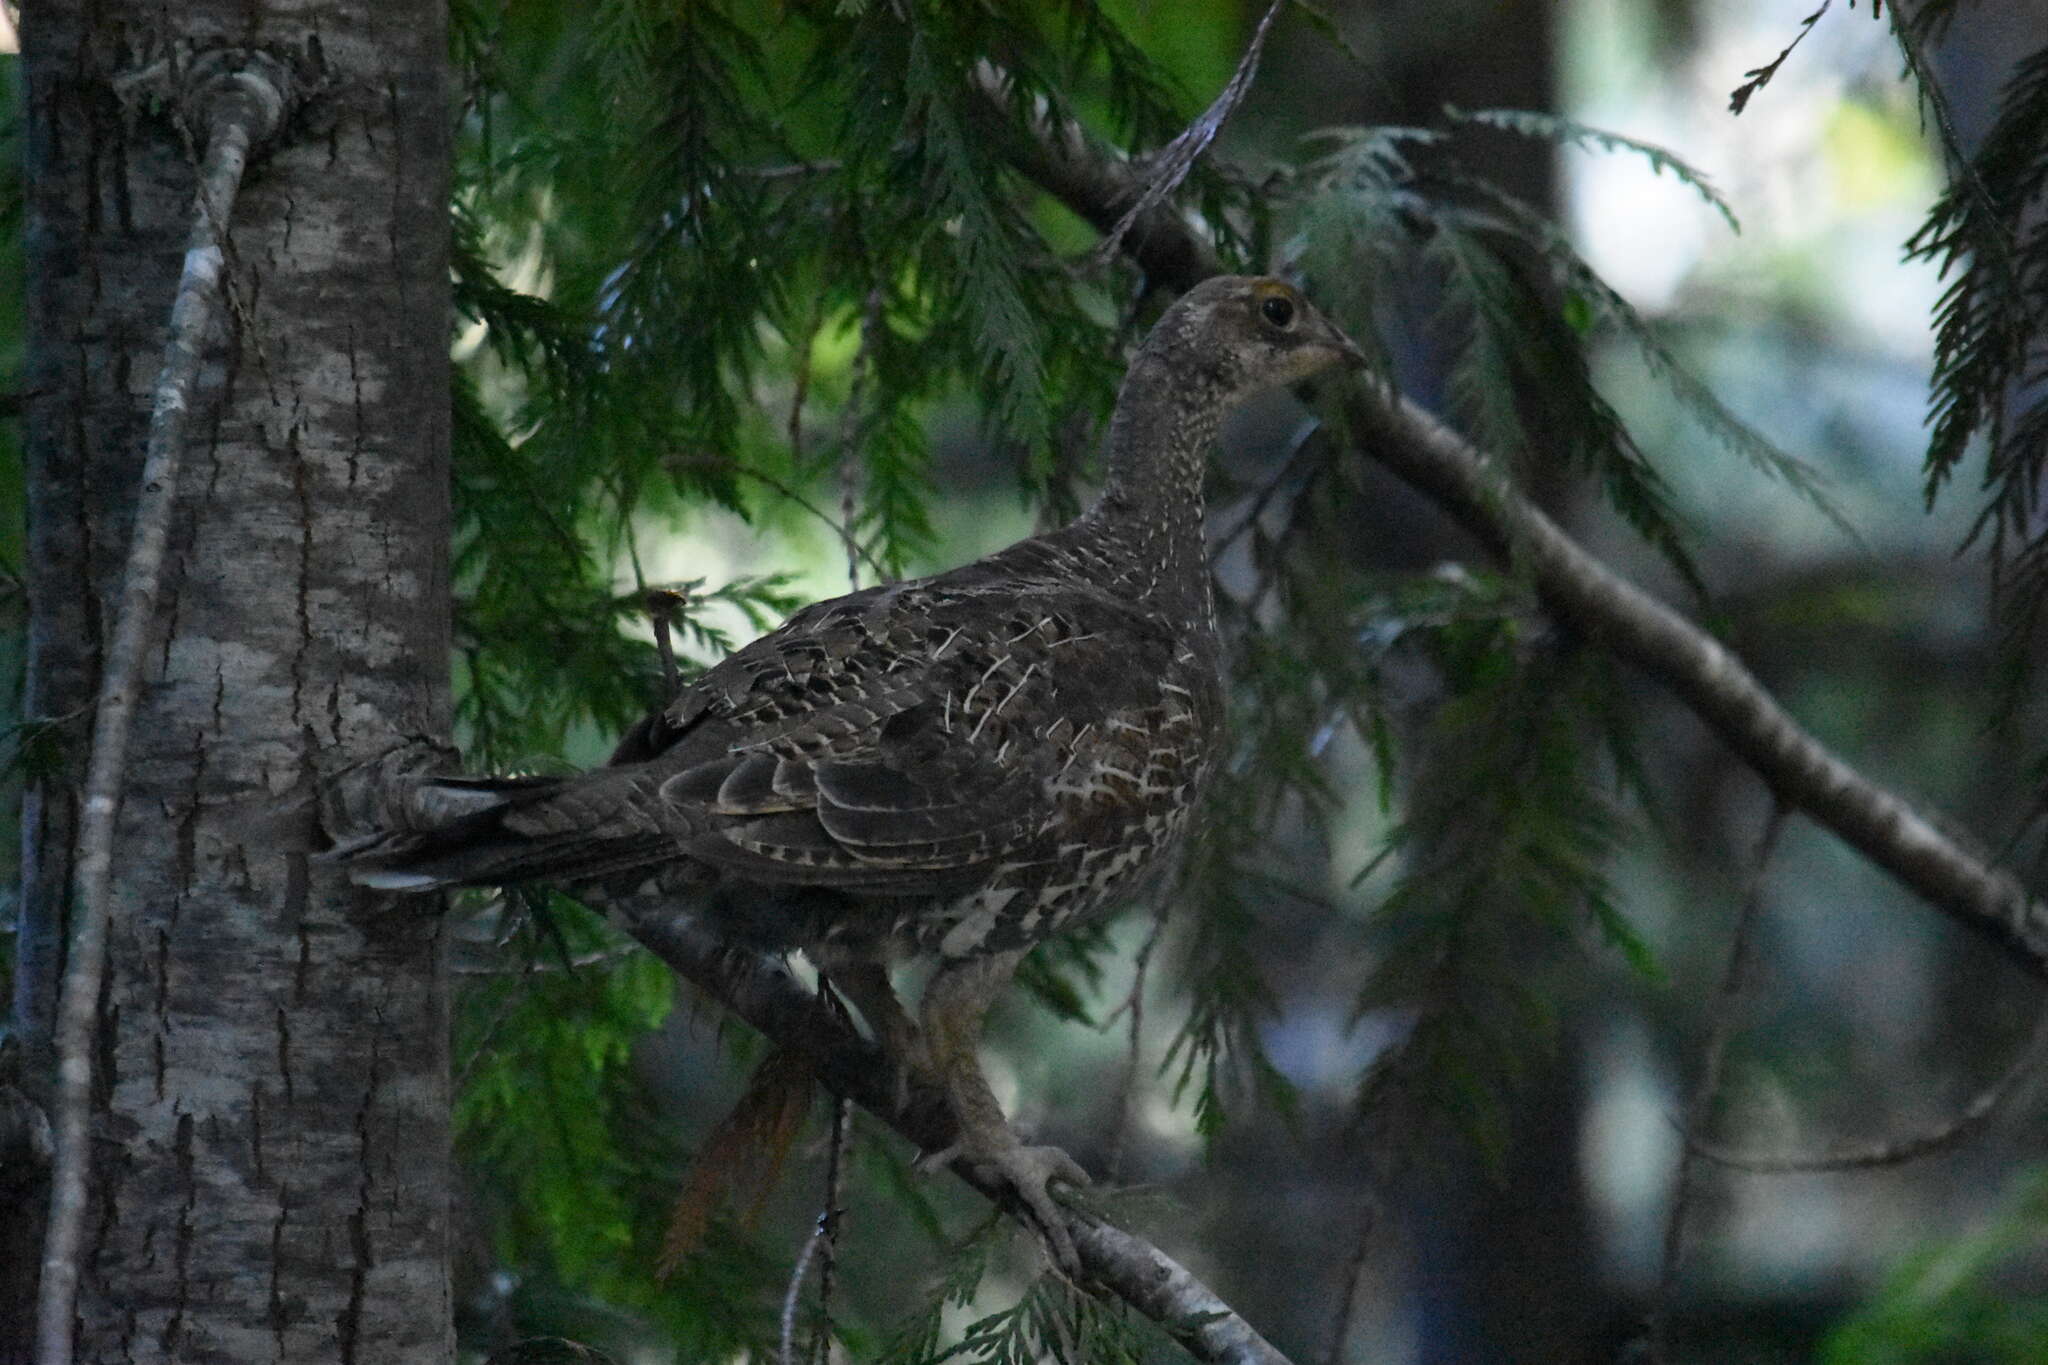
xmin=348 ymin=276 xmax=1366 ymax=1267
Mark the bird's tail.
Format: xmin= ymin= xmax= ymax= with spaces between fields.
xmin=339 ymin=771 xmax=682 ymax=892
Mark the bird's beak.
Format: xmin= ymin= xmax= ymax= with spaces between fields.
xmin=1321 ymin=316 xmax=1369 ymax=371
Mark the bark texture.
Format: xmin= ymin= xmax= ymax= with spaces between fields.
xmin=12 ymin=3 xmax=453 ymax=1361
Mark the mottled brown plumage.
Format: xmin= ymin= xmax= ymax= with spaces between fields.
xmin=351 ymin=276 xmax=1364 ymax=1265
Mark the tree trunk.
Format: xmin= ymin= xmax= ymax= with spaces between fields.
xmin=9 ymin=2 xmax=453 ymax=1360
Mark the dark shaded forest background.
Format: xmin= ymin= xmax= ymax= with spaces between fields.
xmin=7 ymin=0 xmax=2048 ymax=1361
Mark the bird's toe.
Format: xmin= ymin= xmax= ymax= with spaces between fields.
xmin=972 ymin=1141 xmax=1089 ymax=1275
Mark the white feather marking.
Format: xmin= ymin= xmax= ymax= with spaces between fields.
xmin=939 ymin=887 xmax=1020 ymax=958
xmin=968 ymin=661 xmax=1038 ymax=743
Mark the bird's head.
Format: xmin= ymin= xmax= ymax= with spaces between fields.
xmin=1140 ymin=275 xmax=1368 ymax=404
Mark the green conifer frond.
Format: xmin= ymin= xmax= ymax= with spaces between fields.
xmin=1441 ymin=172 xmax=1859 ymax=544
xmin=917 ymin=1269 xmax=1173 ymax=1365
xmin=1906 ymin=44 xmax=2048 ymax=533
xmin=1426 ymin=219 xmax=1707 ymax=594
xmin=1292 ymin=122 xmax=1729 ymax=590
xmin=1891 ymin=31 xmax=2048 ymax=697
xmin=1350 ymin=589 xmax=1649 ymax=1166
xmin=456 ymin=896 xmax=680 ymax=1296
xmin=1448 ymin=105 xmax=1741 ymax=232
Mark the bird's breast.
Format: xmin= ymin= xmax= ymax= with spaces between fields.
xmin=913 ymin=650 xmax=1221 ymax=960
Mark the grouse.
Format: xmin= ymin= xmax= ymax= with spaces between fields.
xmin=350 ymin=276 xmax=1365 ymax=1266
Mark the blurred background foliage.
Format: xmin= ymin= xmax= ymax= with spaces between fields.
xmin=8 ymin=0 xmax=2048 ymax=1361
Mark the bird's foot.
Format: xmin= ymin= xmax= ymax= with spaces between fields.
xmin=924 ymin=1133 xmax=1090 ymax=1275
xmin=886 ymin=1040 xmax=931 ymax=1119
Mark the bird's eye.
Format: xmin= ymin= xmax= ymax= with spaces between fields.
xmin=1260 ymin=294 xmax=1295 ymax=328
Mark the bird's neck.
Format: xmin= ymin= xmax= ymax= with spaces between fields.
xmin=1066 ymin=346 xmax=1229 ymax=625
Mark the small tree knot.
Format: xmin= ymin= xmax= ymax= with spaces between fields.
xmin=180 ymin=47 xmax=297 ymax=149
xmin=113 ymin=39 xmax=330 ymax=155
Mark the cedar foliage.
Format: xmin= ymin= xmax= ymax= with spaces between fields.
xmin=427 ymin=0 xmax=2048 ymax=1356
xmin=440 ymin=1 xmax=1783 ymax=1351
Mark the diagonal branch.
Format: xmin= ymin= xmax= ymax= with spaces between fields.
xmin=613 ymin=898 xmax=1296 ymax=1365
xmin=976 ymin=76 xmax=2048 ymax=984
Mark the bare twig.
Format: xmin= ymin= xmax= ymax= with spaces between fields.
xmin=666 ymin=456 xmax=894 ymax=583
xmin=1648 ymin=800 xmax=1786 ymax=1363
xmin=646 ymin=587 xmax=688 ymax=697
xmin=980 ymin=72 xmax=2048 ymax=984
xmin=1211 ymin=416 xmax=1327 ymax=561
xmin=837 ymin=286 xmax=887 ymax=590
xmin=787 ymin=289 xmax=828 ymax=466
xmin=1321 ymin=1185 xmax=1384 ymax=1365
xmin=779 ymin=1214 xmax=825 ymax=1365
xmin=811 ymin=1096 xmax=851 ymax=1365
xmin=450 ymin=944 xmax=642 ymax=978
xmin=1091 ymin=0 xmax=1287 ymax=267
xmin=1685 ymin=1007 xmax=2048 ymax=1176
xmin=1727 ymin=2 xmax=1832 ymax=115
xmin=37 ymin=49 xmax=298 ymax=1365
xmin=454 ymin=975 xmax=532 ymax=1094
xmin=1103 ymin=895 xmax=1170 ymax=1183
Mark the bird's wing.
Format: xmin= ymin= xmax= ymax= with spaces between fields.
xmin=636 ymin=579 xmax=1198 ymax=894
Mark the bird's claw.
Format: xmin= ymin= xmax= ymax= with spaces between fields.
xmin=970 ymin=1142 xmax=1091 ymax=1276
xmin=912 ymin=1141 xmax=961 ymax=1175
xmin=911 ymin=1135 xmax=1090 ymax=1273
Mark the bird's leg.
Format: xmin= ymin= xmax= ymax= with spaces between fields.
xmin=812 ymin=947 xmax=926 ymax=1116
xmin=916 ymin=949 xmax=1090 ymax=1274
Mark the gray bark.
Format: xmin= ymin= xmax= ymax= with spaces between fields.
xmin=11 ymin=3 xmax=454 ymax=1361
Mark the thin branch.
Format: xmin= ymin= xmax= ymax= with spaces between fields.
xmin=1352 ymin=387 xmax=2048 ymax=976
xmin=666 ymin=456 xmax=894 ymax=582
xmin=1321 ymin=1185 xmax=1384 ymax=1365
xmin=1648 ymin=800 xmax=1786 ymax=1363
xmin=779 ymin=1212 xmax=825 ymax=1365
xmin=37 ymin=50 xmax=296 ymax=1365
xmin=604 ymin=892 xmax=1297 ymax=1365
xmin=1685 ymin=1006 xmax=2048 ymax=1176
xmin=811 ymin=1096 xmax=850 ymax=1365
xmin=1102 ymin=894 xmax=1170 ymax=1183
xmin=646 ymin=588 xmax=688 ymax=698
xmin=1210 ymin=416 xmax=1327 ymax=564
xmin=981 ymin=71 xmax=2048 ymax=984
xmin=746 ymin=157 xmax=846 ymax=181
xmin=1727 ymin=2 xmax=1831 ymax=115
xmin=449 ymin=943 xmax=642 ymax=977
xmin=787 ymin=288 xmax=828 ymax=466
xmin=1090 ymin=0 xmax=1286 ymax=267
xmin=837 ymin=286 xmax=886 ymax=590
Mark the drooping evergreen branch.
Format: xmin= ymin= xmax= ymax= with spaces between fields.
xmin=37 ymin=49 xmax=302 ymax=1365
xmin=613 ymin=898 xmax=1297 ymax=1365
xmin=983 ymin=74 xmax=2048 ymax=983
